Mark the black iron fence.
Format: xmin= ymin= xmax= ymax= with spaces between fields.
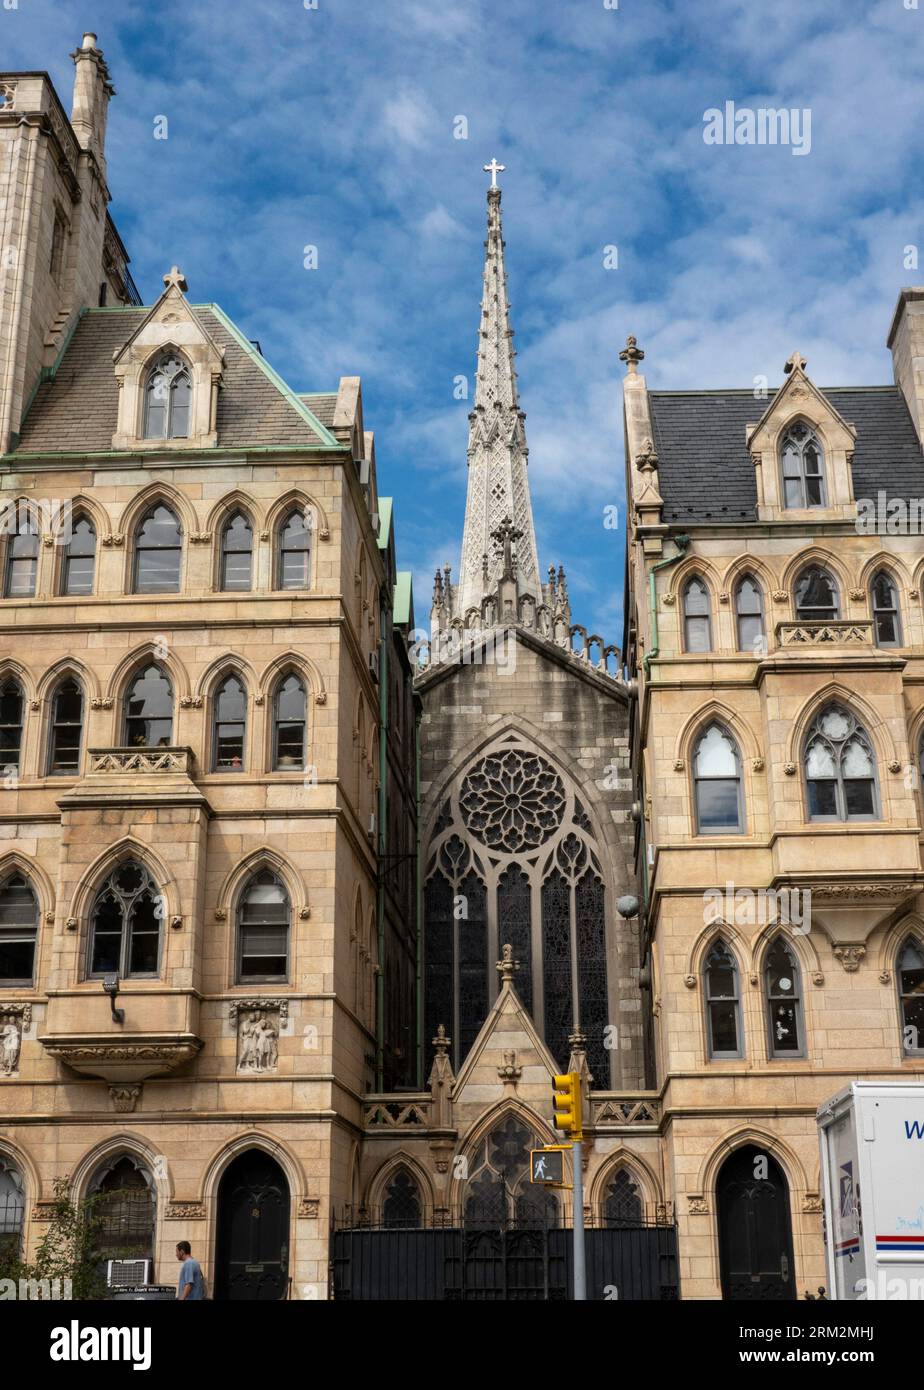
xmin=330 ymin=1215 xmax=678 ymax=1301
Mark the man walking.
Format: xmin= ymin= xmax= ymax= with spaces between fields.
xmin=175 ymin=1241 xmax=206 ymax=1301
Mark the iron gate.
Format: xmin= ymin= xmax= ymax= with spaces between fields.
xmin=331 ymin=1219 xmax=678 ymax=1301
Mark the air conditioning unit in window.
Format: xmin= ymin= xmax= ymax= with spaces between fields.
xmin=368 ymin=650 xmax=380 ymax=683
xmin=107 ymin=1258 xmax=152 ymax=1289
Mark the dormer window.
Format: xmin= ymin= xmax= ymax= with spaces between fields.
xmin=143 ymin=352 xmax=191 ymax=440
xmin=780 ymin=422 xmax=825 ymax=508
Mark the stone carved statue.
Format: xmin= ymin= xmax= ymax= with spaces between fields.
xmin=1 ymin=1020 xmax=21 ymax=1076
xmin=236 ymin=1009 xmax=279 ymax=1072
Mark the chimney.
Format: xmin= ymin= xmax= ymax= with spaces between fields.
xmin=887 ymin=288 xmax=924 ymax=448
xmin=70 ymin=32 xmax=114 ymax=174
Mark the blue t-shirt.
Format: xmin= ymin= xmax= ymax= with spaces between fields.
xmin=177 ymin=1257 xmax=205 ymax=1300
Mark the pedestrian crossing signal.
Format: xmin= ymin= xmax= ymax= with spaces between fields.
xmin=552 ymin=1072 xmax=582 ymax=1138
xmin=530 ymin=1148 xmax=565 ymax=1185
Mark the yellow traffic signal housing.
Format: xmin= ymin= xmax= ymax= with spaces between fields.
xmin=551 ymin=1072 xmax=582 ymax=1138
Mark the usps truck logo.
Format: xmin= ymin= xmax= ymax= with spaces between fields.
xmin=874 ymin=1118 xmax=924 ymax=1253
xmin=836 ymin=1162 xmax=860 ymax=1259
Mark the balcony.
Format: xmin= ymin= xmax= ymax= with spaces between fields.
xmin=88 ymin=746 xmax=192 ymax=774
xmin=775 ymin=620 xmax=873 ymax=648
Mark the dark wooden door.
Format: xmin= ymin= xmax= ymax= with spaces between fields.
xmin=717 ymin=1145 xmax=796 ymax=1300
xmin=215 ymin=1151 xmax=289 ymax=1300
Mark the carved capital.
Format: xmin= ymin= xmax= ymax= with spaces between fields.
xmin=773 ymin=590 xmax=788 ymax=603
xmin=784 ymin=762 xmax=796 ymax=776
xmin=688 ymin=1194 xmax=709 ymax=1215
xmin=752 ymin=757 xmax=764 ymax=772
xmin=833 ymin=944 xmax=866 ymax=973
xmin=91 ymin=697 xmax=113 ymax=710
xmin=661 ymin=592 xmax=676 ymax=606
xmin=673 ymin=758 xmax=685 ymax=772
xmin=683 ymin=974 xmax=697 ymax=990
xmin=179 ymin=696 xmax=202 ymax=709
xmin=189 ymin=532 xmax=212 ymax=544
xmin=802 ymin=1193 xmax=823 ymax=1214
xmin=298 ymin=1198 xmax=320 ymax=1219
xmin=315 ymin=691 xmax=327 ymax=705
xmin=102 ymin=533 xmax=124 ymax=547
xmin=108 ymin=1083 xmax=141 ymax=1113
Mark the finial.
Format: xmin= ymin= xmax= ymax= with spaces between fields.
xmin=497 ymin=943 xmax=519 ymax=984
xmin=483 ymin=157 xmax=505 ymax=189
xmin=162 ymin=266 xmax=188 ymax=293
xmin=482 ymin=552 xmax=490 ymax=584
xmin=432 ymin=1023 xmax=451 ymax=1055
xmin=784 ymin=350 xmax=807 ymax=375
xmin=619 ymin=335 xmax=645 ymax=375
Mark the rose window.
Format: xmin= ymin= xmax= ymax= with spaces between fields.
xmin=459 ymin=750 xmax=566 ymax=852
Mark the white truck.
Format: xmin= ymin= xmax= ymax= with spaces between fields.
xmin=817 ymin=1081 xmax=924 ymax=1300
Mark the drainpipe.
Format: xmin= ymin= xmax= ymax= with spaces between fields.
xmin=415 ymin=707 xmax=423 ymax=1090
xmin=638 ymin=535 xmax=689 ymax=911
xmin=375 ymin=589 xmax=389 ymax=1090
xmin=642 ymin=535 xmax=690 ymax=677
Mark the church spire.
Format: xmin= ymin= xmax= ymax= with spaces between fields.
xmin=456 ymin=164 xmax=542 ymax=619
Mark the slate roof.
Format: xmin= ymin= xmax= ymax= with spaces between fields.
xmin=299 ymin=393 xmax=338 ymax=426
xmin=14 ymin=306 xmax=336 ymax=455
xmin=648 ymin=386 xmax=924 ymax=524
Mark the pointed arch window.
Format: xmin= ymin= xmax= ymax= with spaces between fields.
xmin=273 ymin=672 xmax=306 ymax=770
xmin=276 ymin=509 xmax=312 ymax=590
xmin=88 ymin=1156 xmax=155 ymax=1264
xmin=47 ymin=677 xmax=83 ymax=775
xmin=764 ymin=936 xmax=805 ymax=1057
xmin=220 ymin=511 xmax=253 ymax=592
xmin=804 ymin=704 xmax=878 ymax=821
xmin=133 ymin=504 xmax=182 ymax=593
xmin=603 ymin=1169 xmax=643 ymax=1228
xmin=88 ymin=861 xmax=162 ymax=979
xmin=212 ymin=674 xmax=246 ymax=771
xmin=0 ymin=678 xmax=23 ymax=774
xmin=682 ymin=576 xmax=712 ymax=653
xmin=124 ymin=664 xmax=173 ymax=748
xmin=423 ymin=754 xmax=609 ymax=1083
xmin=693 ymin=723 xmax=743 ymax=834
xmin=704 ymin=939 xmax=743 ymax=1058
xmin=0 ymin=872 xmax=38 ymax=985
xmin=143 ymin=352 xmax=191 ymax=439
xmin=0 ymin=1160 xmax=25 ymax=1260
xmin=898 ymin=937 xmax=924 ymax=1056
xmin=382 ymin=1170 xmax=422 ymax=1228
xmin=781 ymin=421 xmax=825 ymax=508
xmin=795 ymin=565 xmax=839 ymax=622
xmin=237 ymin=868 xmax=290 ymax=982
xmin=871 ymin=570 xmax=902 ymax=647
xmin=61 ymin=514 xmax=96 ymax=596
xmin=735 ymin=575 xmax=765 ymax=653
xmin=3 ymin=514 xmax=38 ymax=598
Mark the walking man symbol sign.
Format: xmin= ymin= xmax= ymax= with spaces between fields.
xmin=530 ymin=1148 xmax=565 ymax=1185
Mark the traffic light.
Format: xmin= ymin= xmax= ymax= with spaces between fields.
xmin=552 ymin=1072 xmax=582 ymax=1138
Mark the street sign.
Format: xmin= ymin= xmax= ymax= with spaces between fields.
xmin=530 ymin=1148 xmax=564 ymax=1185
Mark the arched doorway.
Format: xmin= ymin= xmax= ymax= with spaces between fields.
xmin=215 ymin=1150 xmax=290 ymax=1300
xmin=717 ymin=1145 xmax=796 ymax=1299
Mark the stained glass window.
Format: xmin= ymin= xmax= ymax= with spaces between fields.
xmin=542 ymin=868 xmax=573 ymax=1072
xmin=382 ymin=1170 xmax=421 ymax=1228
xmin=497 ymin=863 xmax=532 ymax=1014
xmin=576 ymin=870 xmax=608 ymax=1085
xmin=423 ymin=872 xmax=453 ymax=1075
xmin=458 ymin=870 xmax=487 ymax=1062
xmin=603 ymin=1169 xmax=643 ymax=1228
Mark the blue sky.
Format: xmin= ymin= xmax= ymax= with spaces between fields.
xmin=4 ymin=0 xmax=924 ymax=643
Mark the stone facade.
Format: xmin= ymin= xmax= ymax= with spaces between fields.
xmin=622 ymin=311 xmax=924 ymax=1298
xmin=0 ymin=37 xmax=417 ymax=1299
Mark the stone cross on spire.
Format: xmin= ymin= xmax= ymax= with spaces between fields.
xmin=162 ymin=266 xmax=188 ymax=292
xmin=483 ymin=157 xmax=505 ymax=188
xmin=456 ymin=172 xmax=541 ymax=618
